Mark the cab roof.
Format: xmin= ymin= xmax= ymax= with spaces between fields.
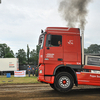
xmin=45 ymin=27 xmax=80 ymax=35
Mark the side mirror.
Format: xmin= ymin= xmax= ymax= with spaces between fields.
xmin=41 ymin=29 xmax=44 ymax=33
xmin=38 ymin=35 xmax=43 ymax=45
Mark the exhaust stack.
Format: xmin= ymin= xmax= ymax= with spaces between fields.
xmin=81 ymin=30 xmax=84 ymax=65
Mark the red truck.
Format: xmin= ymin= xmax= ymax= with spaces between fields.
xmin=38 ymin=27 xmax=100 ymax=92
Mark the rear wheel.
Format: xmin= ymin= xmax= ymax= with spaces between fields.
xmin=54 ymin=72 xmax=74 ymax=92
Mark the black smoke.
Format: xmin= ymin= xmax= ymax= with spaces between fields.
xmin=58 ymin=0 xmax=92 ymax=30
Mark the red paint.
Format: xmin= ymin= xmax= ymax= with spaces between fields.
xmin=38 ymin=27 xmax=100 ymax=88
xmin=62 ymin=80 xmax=67 ymax=84
xmin=38 ymin=27 xmax=81 ymax=76
xmin=83 ymin=65 xmax=100 ymax=70
xmin=39 ymin=49 xmax=44 ymax=64
xmin=76 ymin=72 xmax=100 ymax=86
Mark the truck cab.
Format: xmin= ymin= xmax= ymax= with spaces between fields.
xmin=38 ymin=27 xmax=100 ymax=92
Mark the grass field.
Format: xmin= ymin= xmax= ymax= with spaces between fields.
xmin=0 ymin=74 xmax=40 ymax=84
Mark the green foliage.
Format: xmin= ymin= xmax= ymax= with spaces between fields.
xmin=5 ymin=52 xmax=15 ymax=58
xmin=0 ymin=43 xmax=40 ymax=65
xmin=35 ymin=45 xmax=41 ymax=64
xmin=29 ymin=45 xmax=40 ymax=65
xmin=16 ymin=45 xmax=40 ymax=65
xmin=0 ymin=44 xmax=14 ymax=58
xmin=16 ymin=49 xmax=26 ymax=64
xmin=84 ymin=44 xmax=100 ymax=53
xmin=30 ymin=49 xmax=36 ymax=64
xmin=84 ymin=48 xmax=88 ymax=53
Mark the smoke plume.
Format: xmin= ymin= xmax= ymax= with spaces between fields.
xmin=58 ymin=0 xmax=92 ymax=30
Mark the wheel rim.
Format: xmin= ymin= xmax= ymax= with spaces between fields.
xmin=58 ymin=76 xmax=70 ymax=89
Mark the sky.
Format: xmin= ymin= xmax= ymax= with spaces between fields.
xmin=0 ymin=0 xmax=100 ymax=54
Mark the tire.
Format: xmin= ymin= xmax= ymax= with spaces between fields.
xmin=54 ymin=72 xmax=74 ymax=92
xmin=50 ymin=84 xmax=57 ymax=90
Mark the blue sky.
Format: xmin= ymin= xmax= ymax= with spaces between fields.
xmin=0 ymin=0 xmax=100 ymax=53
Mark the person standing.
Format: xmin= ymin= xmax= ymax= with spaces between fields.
xmin=32 ymin=67 xmax=35 ymax=76
xmin=35 ymin=67 xmax=38 ymax=77
xmin=27 ymin=66 xmax=31 ymax=77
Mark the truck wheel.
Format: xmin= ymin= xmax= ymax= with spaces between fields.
xmin=50 ymin=84 xmax=57 ymax=90
xmin=54 ymin=72 xmax=74 ymax=92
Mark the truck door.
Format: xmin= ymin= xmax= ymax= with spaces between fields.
xmin=44 ymin=34 xmax=64 ymax=75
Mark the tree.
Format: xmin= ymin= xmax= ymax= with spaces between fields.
xmin=5 ymin=52 xmax=15 ymax=58
xmin=35 ymin=45 xmax=41 ymax=65
xmin=30 ymin=45 xmax=40 ymax=65
xmin=87 ymin=44 xmax=100 ymax=53
xmin=16 ymin=49 xmax=26 ymax=64
xmin=30 ymin=49 xmax=36 ymax=64
xmin=27 ymin=44 xmax=30 ymax=64
xmin=84 ymin=44 xmax=100 ymax=54
xmin=84 ymin=48 xmax=88 ymax=53
xmin=0 ymin=43 xmax=14 ymax=58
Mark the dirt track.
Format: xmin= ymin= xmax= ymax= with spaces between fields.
xmin=0 ymin=83 xmax=100 ymax=100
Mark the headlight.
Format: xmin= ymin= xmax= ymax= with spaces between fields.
xmin=39 ymin=70 xmax=42 ymax=74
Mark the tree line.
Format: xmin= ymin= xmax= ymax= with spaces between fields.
xmin=0 ymin=44 xmax=40 ymax=65
xmin=0 ymin=43 xmax=100 ymax=64
xmin=84 ymin=44 xmax=100 ymax=54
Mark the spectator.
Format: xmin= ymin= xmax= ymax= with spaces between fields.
xmin=35 ymin=67 xmax=38 ymax=77
xmin=27 ymin=66 xmax=31 ymax=77
xmin=32 ymin=67 xmax=35 ymax=76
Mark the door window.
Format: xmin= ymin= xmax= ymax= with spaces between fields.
xmin=46 ymin=35 xmax=62 ymax=47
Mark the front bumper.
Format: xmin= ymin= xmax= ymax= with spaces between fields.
xmin=38 ymin=64 xmax=54 ymax=84
xmin=37 ymin=75 xmax=54 ymax=84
